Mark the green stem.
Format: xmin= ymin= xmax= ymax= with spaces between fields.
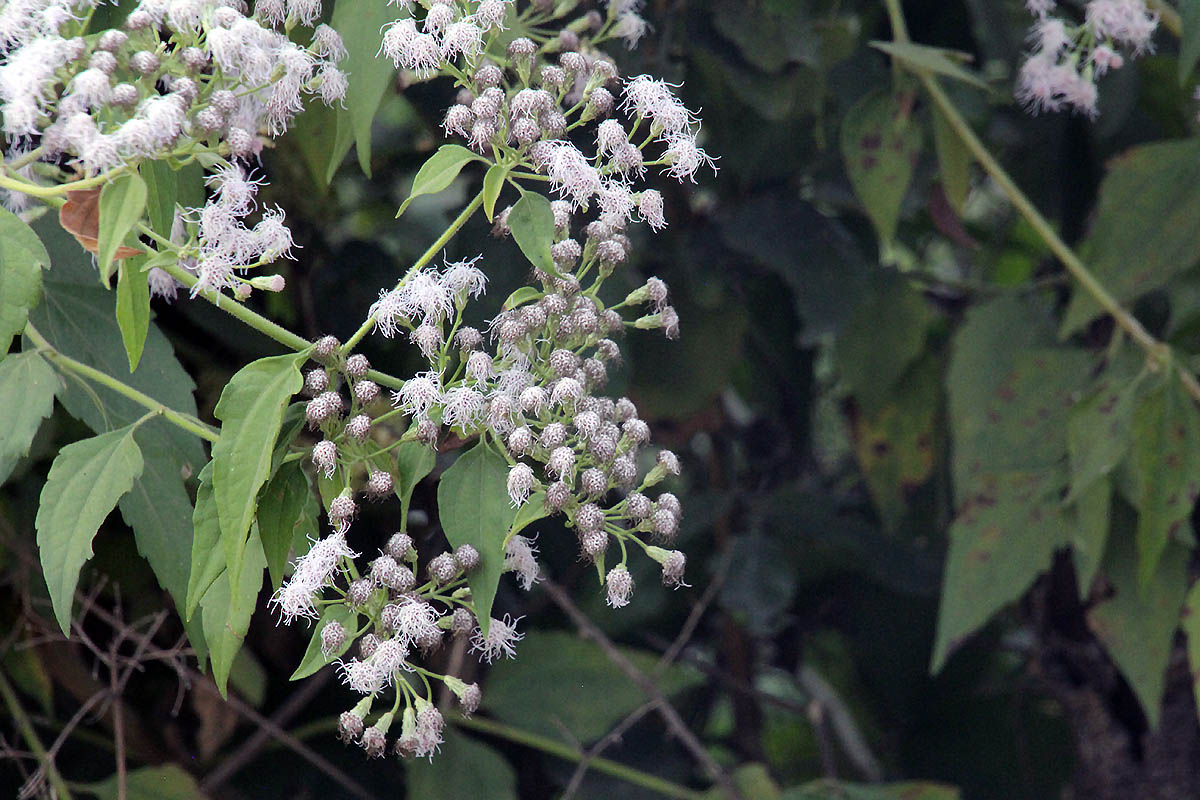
xmin=453 ymin=715 xmax=706 ymax=800
xmin=0 ymin=670 xmax=73 ymax=800
xmin=342 ymin=189 xmax=487 ymax=355
xmin=25 ymin=322 xmax=221 ymax=443
xmin=1146 ymin=0 xmax=1182 ymax=38
xmin=0 ymin=168 xmax=126 ymax=198
xmin=881 ymin=0 xmax=1200 ymax=404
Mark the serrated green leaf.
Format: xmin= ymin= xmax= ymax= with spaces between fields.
xmin=186 ymin=462 xmax=221 ymax=621
xmin=139 ymin=160 xmax=177 ymax=239
xmin=396 ymin=145 xmax=483 ymax=216
xmin=29 ymin=219 xmax=205 ymax=474
xmin=931 ymin=102 xmax=970 ymax=214
xmin=437 ymin=443 xmax=516 ymax=635
xmin=840 ymin=91 xmax=922 ymax=243
xmin=482 ymin=162 xmax=510 ymax=221
xmin=36 ymin=424 xmax=145 ymax=635
xmin=97 ymin=172 xmax=148 ymax=286
xmin=931 ymin=469 xmax=1072 ymax=673
xmin=483 ymin=630 xmax=703 ymax=742
xmin=290 ymin=603 xmax=359 ymax=681
xmin=0 ymin=205 xmax=49 ymax=361
xmin=118 ymin=421 xmax=207 ymax=666
xmin=507 ymin=190 xmax=561 ymax=277
xmin=258 ymin=460 xmax=316 ymax=589
xmin=1129 ymin=370 xmax=1200 ymax=587
xmin=331 ymin=0 xmax=404 ymax=177
xmin=1061 ymin=139 xmax=1200 ymax=335
xmin=406 ymin=730 xmax=517 ymax=800
xmin=201 ymin=527 xmax=266 ymax=698
xmin=869 ymin=40 xmax=989 ymax=90
xmin=1066 ymin=352 xmax=1146 ymax=502
xmin=393 ymin=440 xmax=436 ymax=528
xmin=0 ymin=351 xmax=58 ymax=485
xmin=211 ymin=352 xmax=305 ymax=586
xmin=115 ymin=255 xmax=151 ymax=371
xmin=1088 ymin=522 xmax=1188 ymax=729
xmin=1070 ymin=477 xmax=1111 ymax=598
xmin=86 ymin=765 xmax=205 ymax=800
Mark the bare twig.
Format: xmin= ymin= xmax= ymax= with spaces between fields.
xmin=561 ymin=702 xmax=656 ymax=800
xmin=540 ymin=578 xmax=742 ymax=800
xmin=190 ymin=673 xmax=376 ymax=800
xmin=199 ymin=669 xmax=334 ymax=794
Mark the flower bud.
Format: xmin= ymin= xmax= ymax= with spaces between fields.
xmin=545 ymin=480 xmax=571 ymax=513
xmin=428 ymin=552 xmax=458 ymax=585
xmin=345 ymin=414 xmax=371 ymax=441
xmin=445 ymin=676 xmax=482 ymax=715
xmin=347 ymin=578 xmax=373 ymax=608
xmin=367 ymin=469 xmax=393 ymax=499
xmin=605 ymin=565 xmax=634 ymax=608
xmin=321 ymin=620 xmax=346 ymax=656
xmin=345 ymin=353 xmax=370 ymax=379
xmin=387 ymin=532 xmax=414 ymax=561
xmin=646 ymin=546 xmax=687 ymax=587
xmin=581 ymin=468 xmax=607 ymax=497
xmin=452 ymin=607 xmax=476 ymax=636
xmin=328 ymin=490 xmax=357 ymax=525
xmin=454 ymin=544 xmax=480 ymax=572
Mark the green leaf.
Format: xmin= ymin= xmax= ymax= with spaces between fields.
xmin=258 ymin=460 xmax=316 ymax=589
xmin=86 ymin=765 xmax=205 ymax=800
xmin=393 ymin=440 xmax=436 ymax=528
xmin=289 ymin=603 xmax=359 ymax=681
xmin=1129 ymin=370 xmax=1200 ymax=586
xmin=186 ymin=462 xmax=221 ymax=621
xmin=1181 ymin=581 xmax=1200 ymax=724
xmin=0 ymin=351 xmax=58 ymax=485
xmin=946 ymin=297 xmax=1092 ymax=500
xmin=405 ymin=729 xmax=517 ymax=800
xmin=436 ymin=442 xmax=516 ymax=634
xmin=482 ymin=162 xmax=510 ymax=221
xmin=1070 ymin=477 xmax=1111 ymax=598
xmin=702 ymin=764 xmax=782 ymax=800
xmin=396 ymin=145 xmax=483 ymax=216
xmin=35 ymin=424 xmax=145 ymax=635
xmin=507 ymin=190 xmax=560 ymax=277
xmin=115 ymin=255 xmax=151 ymax=371
xmin=836 ymin=274 xmax=934 ymax=416
xmin=97 ymin=171 xmax=148 ymax=286
xmin=931 ymin=102 xmax=971 ymax=214
xmin=201 ymin=527 xmax=266 ymax=698
xmin=931 ymin=469 xmax=1072 ymax=673
xmin=139 ymin=160 xmax=178 ymax=239
xmin=118 ymin=421 xmax=208 ymax=666
xmin=1065 ymin=352 xmax=1146 ymax=502
xmin=1088 ymin=521 xmax=1188 ymax=729
xmin=840 ymin=91 xmax=923 ymax=243
xmin=211 ymin=352 xmax=305 ymax=585
xmin=1180 ymin=0 xmax=1200 ymax=83
xmin=1061 ymin=139 xmax=1200 ymax=335
xmin=869 ymin=40 xmax=989 ymax=89
xmin=331 ymin=0 xmax=405 ymax=177
xmin=29 ymin=221 xmax=205 ymax=473
xmin=0 ymin=205 xmax=50 ymax=361
xmin=501 ymin=286 xmax=542 ymax=311
xmin=483 ymin=630 xmax=703 ymax=742
xmin=851 ymin=355 xmax=940 ymax=531
xmin=505 ymin=490 xmax=547 ymax=548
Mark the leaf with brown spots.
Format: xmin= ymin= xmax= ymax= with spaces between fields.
xmin=1129 ymin=367 xmax=1200 ymax=587
xmin=931 ymin=468 xmax=1073 ymax=673
xmin=59 ymin=188 xmax=145 ymax=261
xmin=840 ymin=90 xmax=922 ymax=243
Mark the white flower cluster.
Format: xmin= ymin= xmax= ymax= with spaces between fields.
xmin=183 ymin=163 xmax=295 ymax=297
xmin=0 ymin=0 xmax=347 ymax=171
xmin=1017 ymin=0 xmax=1157 ymax=117
xmin=381 ymin=0 xmax=509 ymax=78
xmin=269 ymin=530 xmax=358 ymax=624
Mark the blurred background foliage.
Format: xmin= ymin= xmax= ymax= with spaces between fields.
xmin=9 ymin=0 xmax=1200 ymax=798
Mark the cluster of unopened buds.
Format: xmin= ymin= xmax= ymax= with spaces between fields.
xmin=1017 ymin=0 xmax=1158 ymax=117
